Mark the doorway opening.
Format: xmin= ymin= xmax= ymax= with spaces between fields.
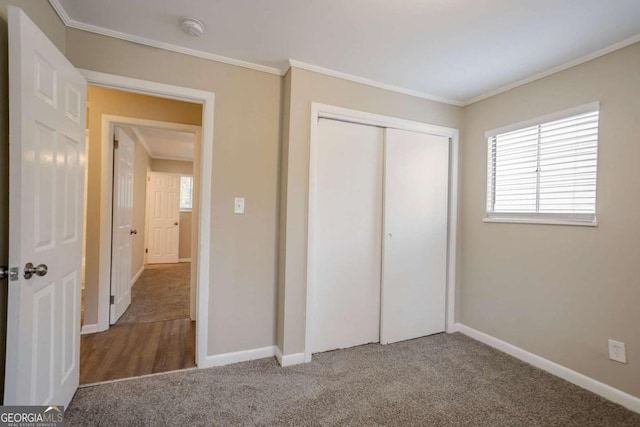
xmin=79 ymin=84 xmax=206 ymax=384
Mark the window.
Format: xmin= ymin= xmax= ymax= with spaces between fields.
xmin=180 ymin=175 xmax=193 ymax=211
xmin=485 ymin=104 xmax=599 ymax=225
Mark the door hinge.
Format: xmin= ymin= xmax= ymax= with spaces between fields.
xmin=145 ymin=248 xmax=148 ymax=253
xmin=113 ymin=139 xmax=119 ymax=150
xmin=110 ymin=295 xmax=115 ymax=305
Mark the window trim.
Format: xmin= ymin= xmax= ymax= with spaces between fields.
xmin=484 ymin=102 xmax=600 ymax=227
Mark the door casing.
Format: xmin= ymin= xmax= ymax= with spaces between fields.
xmin=81 ymin=70 xmax=213 ymax=369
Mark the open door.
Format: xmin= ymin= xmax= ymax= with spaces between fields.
xmin=109 ymin=127 xmax=134 ymax=324
xmin=147 ymin=172 xmax=180 ymax=264
xmin=5 ymin=7 xmax=86 ymax=406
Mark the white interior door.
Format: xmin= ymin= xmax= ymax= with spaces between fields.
xmin=147 ymin=172 xmax=180 ymax=264
xmin=109 ymin=127 xmax=134 ymax=324
xmin=5 ymin=7 xmax=86 ymax=406
xmin=381 ymin=128 xmax=449 ymax=344
xmin=311 ymin=119 xmax=383 ymax=353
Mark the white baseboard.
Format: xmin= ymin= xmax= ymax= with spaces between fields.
xmin=456 ymin=323 xmax=640 ymax=414
xmin=81 ymin=323 xmax=99 ymax=335
xmin=179 ymin=258 xmax=191 ymax=263
xmin=131 ymin=265 xmax=144 ymax=285
xmin=275 ymin=347 xmax=306 ymax=367
xmin=199 ymin=346 xmax=276 ymax=369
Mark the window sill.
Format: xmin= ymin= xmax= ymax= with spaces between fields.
xmin=483 ymin=217 xmax=597 ymax=227
xmin=179 ymin=209 xmax=192 ymax=213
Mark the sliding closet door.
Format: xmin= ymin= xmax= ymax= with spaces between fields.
xmin=381 ymin=128 xmax=449 ymax=344
xmin=311 ymin=119 xmax=383 ymax=353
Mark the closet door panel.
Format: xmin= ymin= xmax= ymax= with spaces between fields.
xmin=311 ymin=119 xmax=383 ymax=353
xmin=382 ymin=128 xmax=449 ymax=344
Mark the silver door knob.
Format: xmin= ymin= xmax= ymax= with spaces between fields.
xmin=130 ymin=229 xmax=138 ymax=235
xmin=24 ymin=263 xmax=48 ymax=279
xmin=0 ymin=266 xmax=7 ymax=280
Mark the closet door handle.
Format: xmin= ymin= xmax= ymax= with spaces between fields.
xmin=387 ymin=233 xmax=393 ymax=239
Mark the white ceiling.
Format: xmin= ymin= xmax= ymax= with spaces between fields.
xmin=54 ymin=0 xmax=640 ymax=105
xmin=128 ymin=126 xmax=195 ymax=161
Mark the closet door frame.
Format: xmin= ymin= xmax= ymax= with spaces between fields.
xmin=305 ymin=103 xmax=460 ymax=363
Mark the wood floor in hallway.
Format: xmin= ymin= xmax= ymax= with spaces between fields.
xmin=80 ymin=318 xmax=196 ymax=385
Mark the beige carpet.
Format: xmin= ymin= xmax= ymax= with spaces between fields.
xmin=116 ymin=263 xmax=190 ymax=326
xmin=66 ymin=333 xmax=640 ymax=426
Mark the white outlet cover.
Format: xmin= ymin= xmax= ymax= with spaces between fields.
xmin=608 ymin=339 xmax=627 ymax=364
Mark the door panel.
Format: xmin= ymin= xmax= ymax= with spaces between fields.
xmin=5 ymin=6 xmax=86 ymax=406
xmin=381 ymin=128 xmax=449 ymax=344
xmin=147 ymin=172 xmax=181 ymax=264
xmin=110 ymin=127 xmax=134 ymax=324
xmin=311 ymin=119 xmax=383 ymax=354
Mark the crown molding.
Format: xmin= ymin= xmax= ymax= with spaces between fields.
xmin=49 ymin=0 xmax=71 ymax=24
xmin=48 ymin=0 xmax=283 ymax=76
xmin=50 ymin=0 xmax=640 ymax=108
xmin=463 ymin=33 xmax=640 ymax=106
xmin=288 ymin=60 xmax=464 ymax=106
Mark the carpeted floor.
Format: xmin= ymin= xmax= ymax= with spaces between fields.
xmin=66 ymin=333 xmax=640 ymax=426
xmin=116 ymin=263 xmax=191 ymax=325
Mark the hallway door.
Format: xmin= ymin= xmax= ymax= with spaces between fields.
xmin=147 ymin=172 xmax=181 ymax=264
xmin=110 ymin=127 xmax=135 ymax=324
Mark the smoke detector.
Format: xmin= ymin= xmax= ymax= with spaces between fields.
xmin=180 ymin=17 xmax=205 ymax=37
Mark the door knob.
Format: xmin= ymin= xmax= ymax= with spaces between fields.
xmin=0 ymin=266 xmax=7 ymax=280
xmin=130 ymin=229 xmax=138 ymax=235
xmin=24 ymin=263 xmax=48 ymax=279
xmin=174 ymin=222 xmax=179 ymax=226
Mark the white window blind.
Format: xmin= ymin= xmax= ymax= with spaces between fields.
xmin=486 ymin=108 xmax=599 ymax=225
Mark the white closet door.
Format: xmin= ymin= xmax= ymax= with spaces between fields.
xmin=311 ymin=119 xmax=383 ymax=353
xmin=381 ymin=128 xmax=449 ymax=344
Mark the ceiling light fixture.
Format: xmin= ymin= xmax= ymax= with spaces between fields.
xmin=179 ymin=17 xmax=206 ymax=37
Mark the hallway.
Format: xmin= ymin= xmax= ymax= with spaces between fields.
xmin=80 ymin=263 xmax=195 ymax=384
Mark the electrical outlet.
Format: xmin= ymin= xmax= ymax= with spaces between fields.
xmin=608 ymin=340 xmax=627 ymax=364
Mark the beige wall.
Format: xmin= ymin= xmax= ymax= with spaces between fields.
xmin=150 ymin=159 xmax=194 ymax=260
xmin=151 ymin=159 xmax=193 ymax=175
xmin=126 ymin=128 xmax=151 ymax=279
xmin=178 ymin=212 xmax=192 ymax=260
xmin=0 ymin=1 xmax=65 ymax=403
xmin=278 ymin=67 xmax=463 ymax=354
xmin=0 ymin=1 xmax=65 ymax=52
xmin=67 ymin=29 xmax=282 ymax=355
xmin=460 ymin=42 xmax=640 ymax=398
xmin=84 ymin=86 xmax=202 ymax=325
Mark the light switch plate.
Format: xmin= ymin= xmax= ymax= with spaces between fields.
xmin=234 ymin=197 xmax=245 ymax=214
